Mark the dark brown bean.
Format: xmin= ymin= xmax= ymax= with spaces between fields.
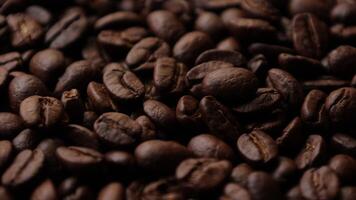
xmin=0 ymin=112 xmax=23 ymax=138
xmin=247 ymin=171 xmax=282 ymax=200
xmin=295 ymin=135 xmax=326 ymax=170
xmin=300 ymin=90 xmax=329 ymax=129
xmin=195 ymin=49 xmax=246 ymax=67
xmin=98 ymin=182 xmax=125 ymax=200
xmin=56 ymin=146 xmax=102 ymax=171
xmin=31 ymin=179 xmax=57 ymax=200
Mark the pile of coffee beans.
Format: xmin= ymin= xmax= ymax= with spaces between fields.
xmin=0 ymin=0 xmax=356 ymax=199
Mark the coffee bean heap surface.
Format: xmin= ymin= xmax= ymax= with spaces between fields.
xmin=0 ymin=0 xmax=356 ymax=199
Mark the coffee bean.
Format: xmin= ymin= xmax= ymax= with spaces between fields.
xmin=216 ymin=37 xmax=241 ymax=52
xmin=147 ymin=10 xmax=186 ymax=43
xmin=230 ymin=163 xmax=254 ymax=186
xmin=20 ymin=96 xmax=65 ymax=128
xmin=61 ymin=89 xmax=85 ymax=121
xmin=140 ymin=178 xmax=188 ymax=200
xmin=82 ymin=111 xmax=98 ymax=129
xmin=56 ymin=146 xmax=102 ymax=171
xmin=247 ymin=54 xmax=269 ymax=79
xmin=200 ymin=96 xmax=241 ymax=142
xmin=325 ymin=87 xmax=356 ymax=128
xmin=35 ymin=138 xmax=63 ymax=174
xmin=279 ymin=53 xmax=325 ymax=78
xmin=286 ymin=186 xmax=304 ymax=200
xmin=195 ymin=49 xmax=246 ymax=67
xmin=87 ymin=81 xmax=118 ymax=113
xmin=272 ymin=157 xmax=297 ymax=185
xmin=237 ymin=130 xmax=278 ymax=164
xmin=328 ymin=154 xmax=356 ymax=184
xmin=295 ymin=134 xmax=326 ymax=170
xmin=241 ymin=0 xmax=280 ymax=21
xmin=195 ymin=11 xmax=225 ymax=38
xmin=247 ymin=171 xmax=282 ymax=200
xmin=104 ymin=151 xmax=136 ymax=172
xmin=267 ymin=68 xmax=303 ymax=109
xmin=173 ymin=31 xmax=213 ymax=65
xmin=289 ymin=0 xmax=335 ymax=20
xmin=301 ymin=90 xmax=328 ymax=129
xmin=300 ymin=166 xmax=339 ymax=200
xmin=331 ymin=133 xmax=356 ymax=156
xmin=6 ymin=13 xmax=43 ymax=48
xmin=94 ymin=112 xmax=141 ymax=148
xmin=302 ymin=76 xmax=350 ymax=93
xmin=176 ymin=95 xmax=204 ymax=130
xmin=45 ymin=7 xmax=88 ymax=49
xmin=2 ymin=149 xmax=44 ymax=187
xmin=31 ymin=179 xmax=57 ymax=200
xmin=29 ymin=49 xmax=66 ymax=85
xmin=25 ymin=5 xmax=52 ymax=26
xmin=0 ymin=112 xmax=23 ymax=138
xmin=188 ymin=134 xmax=235 ymax=161
xmin=98 ymin=182 xmax=125 ymax=200
xmin=221 ymin=8 xmax=248 ymax=25
xmin=8 ymin=74 xmax=48 ymax=111
xmin=176 ymin=158 xmax=232 ymax=192
xmin=0 ymin=52 xmax=23 ymax=71
xmin=135 ymin=140 xmax=191 ymax=173
xmin=94 ymin=11 xmax=143 ymax=30
xmin=292 ymin=13 xmax=328 ymax=58
xmin=331 ymin=3 xmax=356 ymax=25
xmin=326 ymin=45 xmax=356 ymax=78
xmin=220 ymin=183 xmax=252 ymax=200
xmin=0 ymin=140 xmax=13 ymax=170
xmin=58 ymin=177 xmax=93 ymax=200
xmin=202 ymin=67 xmax=258 ymax=102
xmin=12 ymin=129 xmax=40 ymax=151
xmin=135 ymin=115 xmax=157 ymax=141
xmin=54 ymin=60 xmax=98 ymax=96
xmin=143 ymin=100 xmax=177 ymax=129
xmin=153 ymin=57 xmax=187 ymax=96
xmin=63 ymin=124 xmax=99 ymax=149
xmin=248 ymin=43 xmax=295 ymax=60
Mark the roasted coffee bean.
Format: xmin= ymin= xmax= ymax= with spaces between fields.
xmin=188 ymin=134 xmax=235 ymax=161
xmin=104 ymin=151 xmax=136 ymax=171
xmin=279 ymin=53 xmax=325 ymax=78
xmin=325 ymin=87 xmax=356 ymax=127
xmin=58 ymin=177 xmax=93 ymax=200
xmin=125 ymin=37 xmax=171 ymax=72
xmin=25 ymin=5 xmax=52 ymax=26
xmin=31 ymin=179 xmax=57 ymax=200
xmin=301 ymin=90 xmax=328 ymax=129
xmin=230 ymin=163 xmax=254 ymax=186
xmin=29 ymin=49 xmax=66 ymax=84
xmin=226 ymin=18 xmax=277 ymax=42
xmin=98 ymin=27 xmax=148 ymax=57
xmin=331 ymin=3 xmax=356 ymax=24
xmin=153 ymin=57 xmax=187 ymax=95
xmin=300 ymin=166 xmax=339 ymax=200
xmin=291 ymin=13 xmax=328 ymax=58
xmin=289 ymin=0 xmax=335 ymax=20
xmin=276 ymin=117 xmax=305 ymax=154
xmin=135 ymin=115 xmax=156 ymax=141
xmin=331 ymin=133 xmax=356 ymax=156
xmin=6 ymin=13 xmax=43 ymax=48
xmin=286 ymin=186 xmax=305 ymax=200
xmin=143 ymin=100 xmax=177 ymax=129
xmin=0 ymin=140 xmax=13 ymax=170
xmin=295 ymin=134 xmax=326 ymax=170
xmin=63 ymin=124 xmax=99 ymax=149
xmin=272 ymin=157 xmax=297 ymax=185
xmin=98 ymin=182 xmax=125 ymax=200
xmin=195 ymin=11 xmax=225 ymax=38
xmin=45 ymin=7 xmax=88 ymax=49
xmin=87 ymin=81 xmax=118 ymax=113
xmin=20 ymin=96 xmax=65 ymax=128
xmin=140 ymin=178 xmax=188 ymax=200
xmin=302 ymin=76 xmax=350 ymax=93
xmin=248 ymin=43 xmax=295 ymax=60
xmin=200 ymin=96 xmax=240 ymax=142
xmin=221 ymin=8 xmax=248 ymax=25
xmin=0 ymin=52 xmax=22 ymax=71
xmin=237 ymin=130 xmax=278 ymax=164
xmin=202 ymin=67 xmax=258 ymax=102
xmin=326 ymin=45 xmax=356 ymax=78
xmin=54 ymin=60 xmax=98 ymax=96
xmin=247 ymin=171 xmax=282 ymax=200
xmin=216 ymin=37 xmax=241 ymax=52
xmin=56 ymin=146 xmax=102 ymax=171
xmin=8 ymin=73 xmax=48 ymax=111
xmin=12 ymin=129 xmax=40 ymax=151
xmin=195 ymin=49 xmax=246 ymax=67
xmin=135 ymin=140 xmax=191 ymax=173
xmin=94 ymin=112 xmax=141 ymax=148
xmin=176 ymin=158 xmax=232 ymax=192
xmin=103 ymin=63 xmax=144 ymax=101
xmin=176 ymin=95 xmax=204 ymax=130
xmin=82 ymin=111 xmax=98 ymax=129
xmin=328 ymin=154 xmax=356 ymax=184
xmin=241 ymin=0 xmax=280 ymax=21
xmin=247 ymin=54 xmax=269 ymax=79
xmin=267 ymin=68 xmax=303 ymax=109
xmin=233 ymin=88 xmax=282 ymax=115
xmin=220 ymin=183 xmax=252 ymax=200
xmin=0 ymin=112 xmax=23 ymax=138
xmin=61 ymin=89 xmax=85 ymax=121
xmin=94 ymin=11 xmax=142 ymax=30
xmin=173 ymin=31 xmax=213 ymax=65
xmin=35 ymin=138 xmax=63 ymax=173
xmin=2 ymin=149 xmax=44 ymax=187
xmin=147 ymin=10 xmax=186 ymax=43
